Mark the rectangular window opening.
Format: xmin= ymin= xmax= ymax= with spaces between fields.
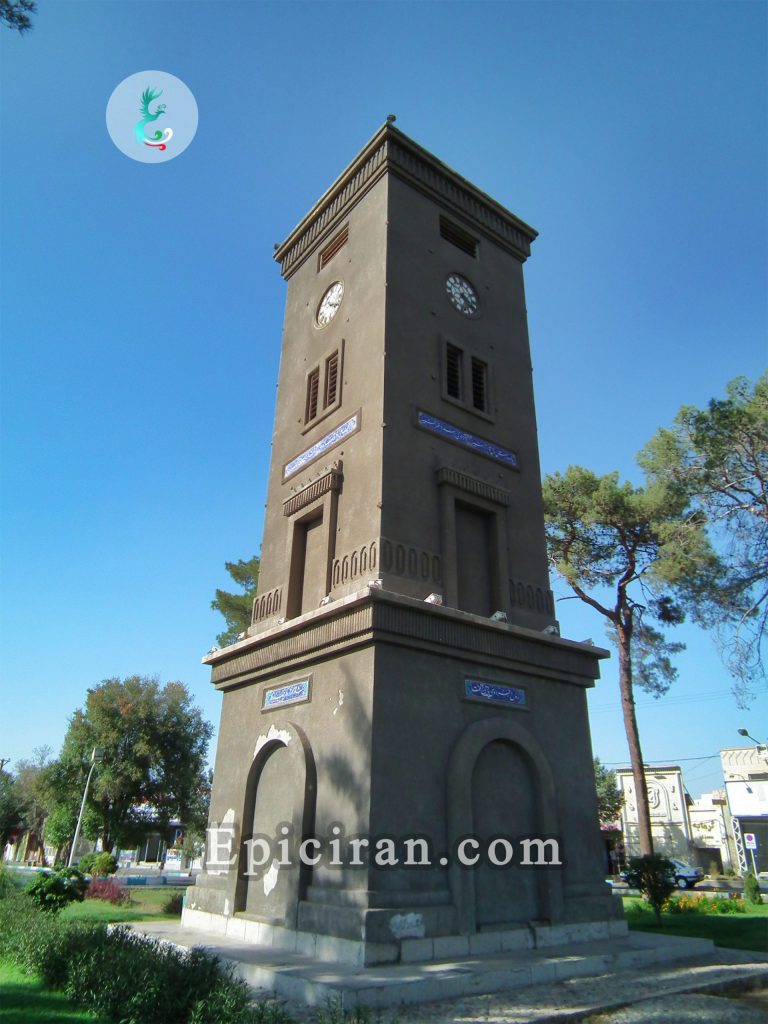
xmin=471 ymin=357 xmax=488 ymax=412
xmin=440 ymin=216 xmax=478 ymax=258
xmin=305 ymin=368 xmax=320 ymax=423
xmin=324 ymin=351 xmax=339 ymax=409
xmin=319 ymin=226 xmax=349 ymax=269
xmin=446 ymin=344 xmax=463 ymax=400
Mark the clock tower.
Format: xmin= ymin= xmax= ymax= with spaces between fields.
xmin=184 ymin=124 xmax=623 ymax=964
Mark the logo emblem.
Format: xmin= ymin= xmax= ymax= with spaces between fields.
xmin=135 ymin=86 xmax=173 ymax=151
xmin=106 ymin=71 xmax=197 ymax=163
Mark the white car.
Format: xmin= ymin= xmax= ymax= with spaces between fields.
xmin=667 ymin=858 xmax=705 ymax=889
xmin=620 ymin=858 xmax=705 ymax=890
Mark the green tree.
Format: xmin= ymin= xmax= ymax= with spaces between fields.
xmin=42 ymin=803 xmax=81 ymax=863
xmin=542 ymin=467 xmax=716 ymax=855
xmin=640 ymin=373 xmax=768 ymax=703
xmin=14 ymin=745 xmax=52 ymax=840
xmin=211 ymin=554 xmax=260 ymax=646
xmin=594 ymin=758 xmax=623 ymax=825
xmin=39 ymin=676 xmax=213 ymax=853
xmin=0 ymin=770 xmax=26 ymax=850
xmin=0 ymin=0 xmax=36 ymax=32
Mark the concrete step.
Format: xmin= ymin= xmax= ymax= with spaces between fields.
xmin=126 ymin=919 xmax=766 ymax=1014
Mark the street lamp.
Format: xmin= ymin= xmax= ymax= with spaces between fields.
xmin=738 ymin=728 xmax=766 ymax=747
xmin=67 ymin=747 xmax=104 ymax=868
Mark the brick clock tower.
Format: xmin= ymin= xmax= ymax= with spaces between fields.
xmin=183 ymin=124 xmax=623 ymax=964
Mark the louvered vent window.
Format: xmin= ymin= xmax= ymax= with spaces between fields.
xmin=446 ymin=344 xmax=463 ymax=399
xmin=440 ymin=217 xmax=478 ymax=258
xmin=471 ymin=357 xmax=487 ymax=412
xmin=305 ymin=368 xmax=320 ymax=423
xmin=319 ymin=226 xmax=349 ymax=269
xmin=324 ymin=351 xmax=339 ymax=408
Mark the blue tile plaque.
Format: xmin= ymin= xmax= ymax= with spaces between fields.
xmin=284 ymin=414 xmax=359 ymax=479
xmin=464 ymin=678 xmax=527 ymax=708
xmin=417 ymin=411 xmax=518 ymax=468
xmin=263 ymin=679 xmax=311 ymax=710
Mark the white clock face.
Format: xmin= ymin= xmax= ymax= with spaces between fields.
xmin=316 ymin=281 xmax=344 ymax=327
xmin=446 ymin=273 xmax=478 ymax=317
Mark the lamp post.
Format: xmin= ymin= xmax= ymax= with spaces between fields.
xmin=738 ymin=728 xmax=767 ymax=752
xmin=67 ymin=747 xmax=103 ymax=868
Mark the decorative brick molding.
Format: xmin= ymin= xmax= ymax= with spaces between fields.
xmin=251 ymin=586 xmax=283 ymax=625
xmin=332 ymin=538 xmax=378 ymax=588
xmin=283 ymin=462 xmax=343 ymax=517
xmin=509 ymin=577 xmax=554 ymax=616
xmin=273 ymin=125 xmax=536 ymax=279
xmin=388 ymin=140 xmax=533 ymax=261
xmin=209 ymin=590 xmax=605 ymax=690
xmin=379 ymin=537 xmax=442 ymax=584
xmin=436 ymin=466 xmax=511 ymax=507
xmin=212 ymin=602 xmax=375 ymax=686
xmin=275 ymin=145 xmax=387 ymax=279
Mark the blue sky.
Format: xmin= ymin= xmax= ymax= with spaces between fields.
xmin=1 ymin=0 xmax=765 ymax=799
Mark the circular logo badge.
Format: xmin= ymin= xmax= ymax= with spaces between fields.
xmin=106 ymin=70 xmax=198 ymax=163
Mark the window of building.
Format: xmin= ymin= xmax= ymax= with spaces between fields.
xmin=446 ymin=344 xmax=463 ymax=400
xmin=304 ymin=345 xmax=343 ymax=429
xmin=324 ymin=351 xmax=339 ymax=409
xmin=471 ymin=357 xmax=487 ymax=413
xmin=305 ymin=368 xmax=320 ymax=423
xmin=440 ymin=216 xmax=478 ymax=258
xmin=442 ymin=340 xmax=492 ymax=420
xmin=319 ymin=225 xmax=349 ymax=270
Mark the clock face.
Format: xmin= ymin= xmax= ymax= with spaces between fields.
xmin=316 ymin=281 xmax=344 ymax=327
xmin=446 ymin=273 xmax=478 ymax=317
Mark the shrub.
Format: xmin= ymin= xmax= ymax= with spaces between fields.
xmin=76 ymin=852 xmax=98 ymax=874
xmin=624 ymin=854 xmax=676 ymax=925
xmin=86 ymin=876 xmax=132 ymax=905
xmin=91 ymin=851 xmax=118 ymax=876
xmin=163 ymin=889 xmax=185 ymax=915
xmin=667 ymin=893 xmax=746 ymax=915
xmin=26 ymin=867 xmax=87 ymax=914
xmin=64 ymin=928 xmax=260 ymax=1024
xmin=744 ymin=871 xmax=763 ymax=905
xmin=0 ymin=893 xmax=277 ymax=1023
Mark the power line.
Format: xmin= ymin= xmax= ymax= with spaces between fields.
xmin=600 ymin=754 xmax=720 ymax=766
xmin=589 ymin=690 xmax=732 ymax=713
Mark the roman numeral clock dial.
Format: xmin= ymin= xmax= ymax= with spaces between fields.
xmin=316 ymin=281 xmax=344 ymax=327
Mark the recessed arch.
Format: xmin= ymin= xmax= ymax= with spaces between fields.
xmin=446 ymin=716 xmax=563 ymax=932
xmin=234 ymin=722 xmax=317 ymax=926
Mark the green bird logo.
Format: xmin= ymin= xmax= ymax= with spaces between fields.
xmin=135 ymin=86 xmax=173 ymax=151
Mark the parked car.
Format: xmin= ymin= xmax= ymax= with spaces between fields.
xmin=667 ymin=859 xmax=705 ymax=889
xmin=620 ymin=858 xmax=704 ymax=890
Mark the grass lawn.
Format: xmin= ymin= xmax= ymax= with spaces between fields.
xmin=0 ymin=958 xmax=104 ymax=1023
xmin=60 ymin=886 xmax=184 ymax=924
xmin=623 ymin=895 xmax=768 ymax=952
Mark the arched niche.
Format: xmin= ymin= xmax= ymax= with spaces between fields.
xmin=234 ymin=722 xmax=317 ymax=927
xmin=446 ymin=716 xmax=564 ymax=933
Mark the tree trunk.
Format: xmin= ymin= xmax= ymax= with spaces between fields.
xmin=617 ymin=624 xmax=654 ymax=856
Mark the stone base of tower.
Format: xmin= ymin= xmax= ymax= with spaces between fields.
xmin=181 ymin=903 xmax=627 ymax=967
xmin=185 ymin=587 xmax=622 ymax=965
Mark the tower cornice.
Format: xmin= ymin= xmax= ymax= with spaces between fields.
xmin=274 ymin=124 xmax=538 ymax=279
